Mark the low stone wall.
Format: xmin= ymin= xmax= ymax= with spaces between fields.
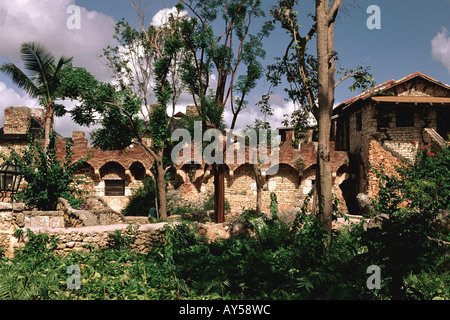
xmin=0 ymin=201 xmax=165 ymax=257
xmin=21 ymin=223 xmax=167 ymax=256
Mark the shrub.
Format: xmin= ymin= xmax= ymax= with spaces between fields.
xmin=1 ymin=131 xmax=90 ymax=210
xmin=358 ymin=151 xmax=450 ymax=300
xmin=122 ymin=177 xmax=157 ymax=216
xmin=106 ymin=224 xmax=139 ymax=249
xmin=203 ymin=191 xmax=231 ymax=212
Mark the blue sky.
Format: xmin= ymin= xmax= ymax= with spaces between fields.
xmin=0 ymin=0 xmax=449 ymax=137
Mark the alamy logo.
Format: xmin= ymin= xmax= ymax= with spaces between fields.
xmin=67 ymin=5 xmax=81 ymax=30
xmin=67 ymin=265 xmax=81 ymax=290
xmin=366 ymin=265 xmax=381 ymax=290
xmin=171 ymin=121 xmax=280 ymax=175
xmin=366 ymin=5 xmax=381 ymax=30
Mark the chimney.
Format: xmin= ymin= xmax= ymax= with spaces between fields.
xmin=3 ymin=107 xmax=32 ymax=135
xmin=72 ymin=130 xmax=88 ymax=146
xmin=186 ymin=105 xmax=199 ymax=117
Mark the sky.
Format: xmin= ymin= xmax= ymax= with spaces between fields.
xmin=0 ymin=0 xmax=449 ymax=138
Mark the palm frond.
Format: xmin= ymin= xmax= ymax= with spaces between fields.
xmin=20 ymin=42 xmax=55 ymax=97
xmin=53 ymin=56 xmax=73 ymax=74
xmin=0 ymin=62 xmax=40 ymax=98
xmin=49 ymin=55 xmax=73 ymax=91
xmin=20 ymin=42 xmax=55 ymax=77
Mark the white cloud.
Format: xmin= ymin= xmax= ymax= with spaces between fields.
xmin=0 ymin=81 xmax=39 ymax=109
xmin=0 ymin=0 xmax=117 ymax=135
xmin=431 ymin=27 xmax=450 ymax=73
xmin=151 ymin=7 xmax=187 ymax=27
xmin=0 ymin=0 xmax=116 ymax=81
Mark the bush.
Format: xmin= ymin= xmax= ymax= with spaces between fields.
xmin=203 ymin=191 xmax=231 ymax=212
xmin=122 ymin=177 xmax=157 ymax=216
xmin=106 ymin=224 xmax=139 ymax=250
xmin=1 ymin=131 xmax=90 ymax=210
xmin=357 ymin=148 xmax=450 ymax=300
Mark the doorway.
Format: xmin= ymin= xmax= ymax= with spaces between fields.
xmin=436 ymin=108 xmax=450 ymax=140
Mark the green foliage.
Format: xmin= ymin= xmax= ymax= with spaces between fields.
xmin=0 ymin=212 xmax=448 ymax=300
xmin=203 ymin=191 xmax=231 ymax=212
xmin=401 ymin=145 xmax=450 ymax=211
xmin=122 ymin=177 xmax=157 ymax=217
xmin=106 ymin=225 xmax=139 ymax=250
xmin=1 ymin=131 xmax=90 ymax=210
xmin=357 ymin=148 xmax=450 ymax=299
xmin=64 ymin=65 xmax=145 ymax=151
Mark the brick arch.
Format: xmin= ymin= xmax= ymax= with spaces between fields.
xmin=129 ymin=161 xmax=146 ymax=181
xmin=75 ymin=161 xmax=95 ymax=175
xmin=266 ymin=163 xmax=300 ymax=185
xmin=99 ymin=161 xmax=126 ymax=180
xmin=229 ymin=163 xmax=253 ymax=188
xmin=335 ymin=163 xmax=350 ymax=182
xmin=302 ymin=164 xmax=317 ymax=179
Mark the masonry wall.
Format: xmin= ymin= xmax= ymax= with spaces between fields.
xmin=376 ymin=105 xmax=434 ymax=163
xmin=3 ymin=107 xmax=31 ymax=134
xmin=174 ymin=140 xmax=349 ymax=214
xmin=365 ymin=138 xmax=402 ymax=197
xmin=344 ymin=101 xmax=441 ymax=197
xmin=0 ymin=201 xmax=166 ymax=257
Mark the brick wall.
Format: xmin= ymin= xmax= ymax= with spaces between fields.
xmin=3 ymin=107 xmax=31 ymax=134
xmin=175 ymin=139 xmax=349 ymax=214
xmin=365 ymin=137 xmax=402 ymax=197
xmin=344 ymin=101 xmax=439 ymax=196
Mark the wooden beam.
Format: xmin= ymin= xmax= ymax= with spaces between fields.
xmin=371 ymin=96 xmax=450 ymax=104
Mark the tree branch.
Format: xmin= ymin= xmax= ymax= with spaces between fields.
xmin=328 ymin=0 xmax=342 ymax=24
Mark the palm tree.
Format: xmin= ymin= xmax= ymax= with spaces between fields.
xmin=0 ymin=42 xmax=72 ymax=150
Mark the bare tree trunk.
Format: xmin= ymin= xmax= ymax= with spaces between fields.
xmin=154 ymin=155 xmax=168 ymax=220
xmin=214 ymin=163 xmax=225 ymax=223
xmin=316 ymin=0 xmax=337 ymax=247
xmin=43 ymin=102 xmax=54 ymax=152
xmin=252 ymin=163 xmax=262 ymax=214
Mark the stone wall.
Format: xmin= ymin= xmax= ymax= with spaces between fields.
xmin=24 ymin=223 xmax=167 ymax=256
xmin=174 ymin=142 xmax=349 ymax=215
xmin=377 ymin=106 xmax=432 ymax=163
xmin=0 ymin=202 xmax=22 ymax=257
xmin=365 ymin=138 xmax=402 ymax=197
xmin=0 ymin=201 xmax=167 ymax=257
xmin=3 ymin=107 xmax=31 ymax=134
xmin=344 ymin=101 xmax=440 ymax=197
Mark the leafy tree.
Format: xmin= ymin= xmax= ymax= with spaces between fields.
xmin=0 ymin=131 xmax=90 ymax=210
xmin=268 ymin=0 xmax=375 ymax=246
xmin=400 ymin=145 xmax=450 ymax=212
xmin=0 ymin=42 xmax=73 ymax=151
xmin=179 ymin=0 xmax=274 ymax=222
xmin=66 ymin=4 xmax=186 ymax=220
xmin=244 ymin=119 xmax=277 ymax=213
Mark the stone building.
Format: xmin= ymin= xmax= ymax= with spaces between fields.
xmin=332 ymin=72 xmax=450 ymax=210
xmin=0 ymin=105 xmax=349 ymax=215
xmin=171 ymin=126 xmax=349 ymax=213
xmin=1 ymin=72 xmax=448 ymax=216
xmin=0 ymin=107 xmax=153 ymax=211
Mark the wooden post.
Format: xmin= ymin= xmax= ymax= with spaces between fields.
xmin=214 ymin=163 xmax=225 ymax=223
